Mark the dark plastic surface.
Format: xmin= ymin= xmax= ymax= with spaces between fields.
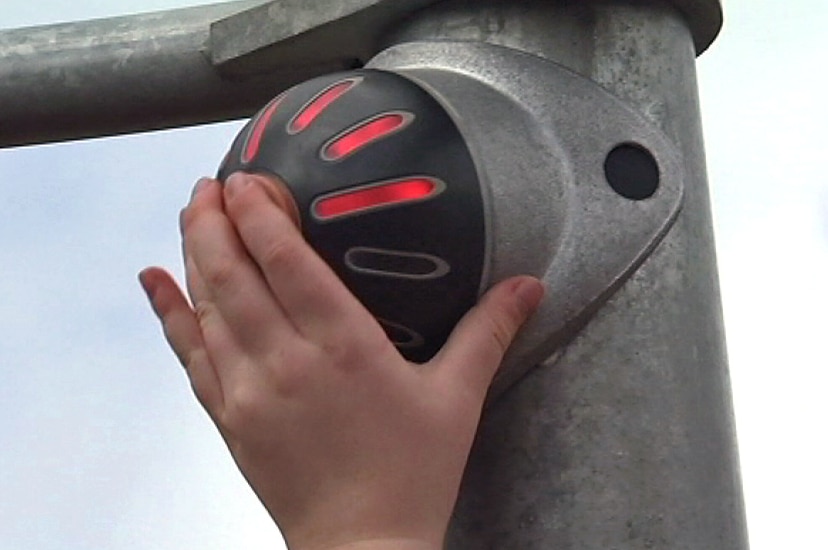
xmin=218 ymin=69 xmax=485 ymax=362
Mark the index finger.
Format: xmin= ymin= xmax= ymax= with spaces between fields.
xmin=222 ymin=172 xmax=384 ymax=343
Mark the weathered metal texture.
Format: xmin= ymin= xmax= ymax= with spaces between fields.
xmin=0 ymin=0 xmax=742 ymax=547
xmin=208 ymin=0 xmax=444 ymax=75
xmin=0 ymin=0 xmax=719 ymax=148
xmin=369 ymin=42 xmax=688 ymax=397
xmin=0 ymin=0 xmax=443 ymax=148
xmin=0 ymin=1 xmax=275 ymax=147
xmin=380 ymin=1 xmax=747 ymax=548
xmin=210 ymin=0 xmax=721 ymax=72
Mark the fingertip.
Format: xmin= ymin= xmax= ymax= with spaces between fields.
xmin=190 ymin=177 xmax=216 ymax=201
xmin=183 ymin=178 xmax=224 ymax=233
xmin=138 ymin=267 xmax=169 ymax=316
xmin=138 ymin=267 xmax=151 ymax=288
xmin=137 ymin=268 xmax=195 ymax=346
xmin=431 ymin=275 xmax=544 ymax=398
xmin=224 ymin=171 xmax=253 ymax=198
xmin=138 ymin=267 xmax=222 ymax=411
xmin=506 ymin=276 xmax=545 ymax=320
xmin=138 ymin=267 xmax=159 ymax=302
xmin=224 ymin=170 xmax=302 ymax=230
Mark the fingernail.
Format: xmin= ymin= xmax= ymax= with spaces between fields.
xmin=138 ymin=270 xmax=164 ymax=318
xmin=138 ymin=269 xmax=154 ymax=300
xmin=224 ymin=172 xmax=250 ymax=198
xmin=512 ymin=277 xmax=545 ymax=315
xmin=191 ymin=177 xmax=211 ymax=200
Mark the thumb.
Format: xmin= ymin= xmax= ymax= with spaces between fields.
xmin=433 ymin=276 xmax=544 ymax=398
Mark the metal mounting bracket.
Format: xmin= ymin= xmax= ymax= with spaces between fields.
xmin=370 ymin=42 xmax=686 ymax=396
xmin=209 ymin=0 xmax=443 ymax=76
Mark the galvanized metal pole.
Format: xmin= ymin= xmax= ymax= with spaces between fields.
xmin=380 ymin=1 xmax=748 ymax=548
xmin=0 ymin=0 xmax=442 ymax=147
xmin=0 ymin=0 xmax=746 ymax=548
xmin=0 ymin=1 xmax=276 ymax=146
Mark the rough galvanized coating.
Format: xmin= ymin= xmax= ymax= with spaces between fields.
xmin=0 ymin=0 xmax=738 ymax=545
xmin=369 ymin=41 xmax=688 ymax=397
xmin=382 ymin=2 xmax=747 ymax=549
xmin=0 ymin=0 xmax=343 ymax=147
xmin=0 ymin=0 xmax=446 ymax=147
xmin=0 ymin=0 xmax=720 ymax=147
xmin=208 ymin=0 xmax=445 ymax=73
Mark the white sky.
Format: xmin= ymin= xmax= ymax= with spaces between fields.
xmin=1 ymin=1 xmax=826 ymax=549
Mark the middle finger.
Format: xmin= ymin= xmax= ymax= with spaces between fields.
xmin=182 ymin=178 xmax=299 ymax=351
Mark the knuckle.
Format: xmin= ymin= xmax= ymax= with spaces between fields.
xmin=180 ymin=203 xmax=202 ymax=233
xmin=221 ymin=385 xmax=261 ymax=432
xmin=183 ymin=347 xmax=204 ymax=374
xmin=271 ymin=361 xmax=313 ymax=398
xmin=171 ymin=343 xmax=224 ymax=421
xmin=260 ymin=234 xmax=303 ymax=271
xmin=320 ymin=339 xmax=360 ymax=370
xmin=320 ymin=327 xmax=394 ymax=375
xmin=193 ymin=300 xmax=212 ymax=324
xmin=201 ymin=258 xmax=238 ymax=292
xmin=189 ymin=378 xmax=215 ymax=412
xmin=318 ymin=328 xmax=371 ymax=368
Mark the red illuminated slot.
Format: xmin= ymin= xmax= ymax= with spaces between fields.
xmin=242 ymin=94 xmax=285 ymax=164
xmin=312 ymin=178 xmax=443 ymax=220
xmin=322 ymin=113 xmax=411 ymax=161
xmin=289 ymin=79 xmax=360 ymax=134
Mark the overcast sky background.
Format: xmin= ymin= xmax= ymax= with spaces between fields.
xmin=1 ymin=1 xmax=826 ymax=549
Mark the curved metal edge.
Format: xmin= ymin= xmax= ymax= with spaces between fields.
xmin=371 ymin=42 xmax=687 ymax=400
xmin=666 ymin=0 xmax=724 ymax=55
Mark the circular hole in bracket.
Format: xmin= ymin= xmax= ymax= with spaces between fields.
xmin=604 ymin=143 xmax=660 ymax=200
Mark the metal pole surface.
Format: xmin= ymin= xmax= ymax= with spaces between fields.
xmin=0 ymin=0 xmax=443 ymax=148
xmin=0 ymin=0 xmax=384 ymax=147
xmin=0 ymin=1 xmax=279 ymax=147
xmin=0 ymin=0 xmax=745 ymax=547
xmin=382 ymin=1 xmax=748 ymax=548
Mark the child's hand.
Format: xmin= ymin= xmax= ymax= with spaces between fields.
xmin=139 ymin=173 xmax=543 ymax=550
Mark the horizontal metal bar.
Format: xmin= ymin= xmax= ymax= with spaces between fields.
xmin=0 ymin=0 xmax=720 ymax=148
xmin=209 ymin=0 xmax=442 ymax=76
xmin=0 ymin=1 xmax=350 ymax=148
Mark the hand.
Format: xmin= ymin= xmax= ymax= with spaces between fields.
xmin=139 ymin=173 xmax=543 ymax=550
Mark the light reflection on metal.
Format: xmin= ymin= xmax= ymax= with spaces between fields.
xmin=0 ymin=0 xmax=720 ymax=148
xmin=0 ymin=2 xmax=747 ymax=550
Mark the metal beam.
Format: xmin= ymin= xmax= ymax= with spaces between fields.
xmin=0 ymin=0 xmax=719 ymax=148
xmin=1 ymin=0 xmax=745 ymax=548
xmin=209 ymin=0 xmax=443 ymax=75
xmin=0 ymin=0 xmax=439 ymax=148
xmin=0 ymin=1 xmax=278 ymax=147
